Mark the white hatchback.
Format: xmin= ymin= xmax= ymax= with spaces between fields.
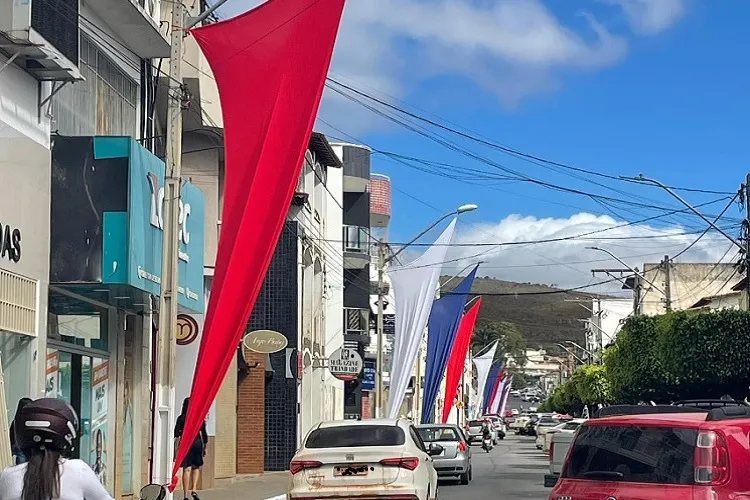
xmin=289 ymin=419 xmax=441 ymax=500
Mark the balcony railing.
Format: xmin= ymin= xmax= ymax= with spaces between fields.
xmin=343 ymin=225 xmax=370 ymax=254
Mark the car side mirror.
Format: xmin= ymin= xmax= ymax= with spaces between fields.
xmin=428 ymin=444 xmax=444 ymax=456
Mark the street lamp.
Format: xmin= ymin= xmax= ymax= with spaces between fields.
xmin=374 ymin=203 xmax=478 ymax=418
xmin=586 ymin=246 xmax=667 ymax=314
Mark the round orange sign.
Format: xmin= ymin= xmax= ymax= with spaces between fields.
xmin=176 ymin=314 xmax=200 ymax=346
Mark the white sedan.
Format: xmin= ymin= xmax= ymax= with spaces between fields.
xmin=289 ymin=419 xmax=441 ymax=500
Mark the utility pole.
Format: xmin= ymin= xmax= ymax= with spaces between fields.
xmin=154 ymin=0 xmax=185 ymax=484
xmin=591 ymin=268 xmax=640 ymax=315
xmin=662 ymin=255 xmax=672 ymax=312
xmin=633 ymin=267 xmax=642 ymax=315
xmin=375 ymin=240 xmax=386 ymax=418
xmin=154 ymin=0 xmax=225 ymax=483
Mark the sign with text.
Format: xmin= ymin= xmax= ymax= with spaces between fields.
xmin=242 ymin=330 xmax=288 ymax=354
xmin=328 ymin=348 xmax=363 ymax=381
xmin=48 ymin=136 xmax=205 ymax=312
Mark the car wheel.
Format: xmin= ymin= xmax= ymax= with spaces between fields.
xmin=460 ymin=471 xmax=470 ymax=485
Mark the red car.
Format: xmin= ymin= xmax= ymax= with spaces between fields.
xmin=550 ymin=403 xmax=750 ymax=500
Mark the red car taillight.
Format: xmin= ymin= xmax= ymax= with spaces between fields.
xmin=694 ymin=430 xmax=730 ymax=485
xmin=289 ymin=460 xmax=322 ymax=475
xmin=457 ymin=440 xmax=467 ymax=453
xmin=380 ymin=457 xmax=420 ymax=471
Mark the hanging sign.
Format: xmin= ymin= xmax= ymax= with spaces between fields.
xmin=328 ymin=347 xmax=363 ymax=381
xmin=242 ymin=330 xmax=288 ymax=354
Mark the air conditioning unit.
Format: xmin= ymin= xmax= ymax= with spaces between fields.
xmin=0 ymin=0 xmax=82 ymax=82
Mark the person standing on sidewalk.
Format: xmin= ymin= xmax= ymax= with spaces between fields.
xmin=174 ymin=398 xmax=208 ymax=500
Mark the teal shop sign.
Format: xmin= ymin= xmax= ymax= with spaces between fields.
xmin=96 ymin=137 xmax=205 ymax=312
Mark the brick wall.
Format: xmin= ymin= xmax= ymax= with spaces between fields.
xmin=237 ymin=351 xmax=265 ymax=474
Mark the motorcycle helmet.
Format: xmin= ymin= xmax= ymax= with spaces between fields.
xmin=14 ymin=398 xmax=80 ymax=454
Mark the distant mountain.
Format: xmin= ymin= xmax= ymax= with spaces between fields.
xmin=460 ymin=276 xmax=607 ymax=349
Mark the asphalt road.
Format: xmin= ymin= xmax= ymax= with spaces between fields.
xmin=438 ymin=434 xmax=551 ymax=499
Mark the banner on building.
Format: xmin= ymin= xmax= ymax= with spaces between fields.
xmin=171 ymin=0 xmax=346 ymax=489
xmin=387 ymin=219 xmax=457 ymax=419
xmin=421 ymin=266 xmax=477 ymax=424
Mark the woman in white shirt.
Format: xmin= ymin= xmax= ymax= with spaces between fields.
xmin=0 ymin=398 xmax=113 ymax=500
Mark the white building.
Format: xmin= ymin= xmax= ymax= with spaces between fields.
xmin=589 ymin=298 xmax=633 ymax=350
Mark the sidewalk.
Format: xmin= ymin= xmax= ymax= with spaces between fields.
xmin=199 ymin=472 xmax=290 ymax=500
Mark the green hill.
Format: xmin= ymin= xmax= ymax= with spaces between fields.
xmin=462 ymin=276 xmax=608 ymax=349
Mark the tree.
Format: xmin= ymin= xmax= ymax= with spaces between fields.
xmin=471 ymin=319 xmax=527 ymax=365
xmin=602 ymin=315 xmax=674 ymax=403
xmin=655 ymin=309 xmax=750 ymax=400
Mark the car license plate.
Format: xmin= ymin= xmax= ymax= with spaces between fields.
xmin=334 ymin=465 xmax=369 ymax=477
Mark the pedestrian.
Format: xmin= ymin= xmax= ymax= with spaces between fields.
xmin=0 ymin=397 xmax=113 ymax=500
xmin=8 ymin=398 xmax=32 ymax=465
xmin=174 ymin=398 xmax=208 ymax=500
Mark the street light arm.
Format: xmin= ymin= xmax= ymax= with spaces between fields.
xmin=556 ymin=343 xmax=585 ymax=364
xmin=586 ymin=246 xmax=666 ymax=296
xmin=623 ymin=174 xmax=743 ymax=250
xmin=387 ymin=212 xmax=455 ymax=264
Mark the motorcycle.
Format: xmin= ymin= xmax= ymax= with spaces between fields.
xmin=482 ymin=436 xmax=493 ymax=452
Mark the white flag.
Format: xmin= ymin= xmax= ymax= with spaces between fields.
xmin=472 ymin=341 xmax=498 ymax=419
xmin=387 ymin=219 xmax=457 ymax=419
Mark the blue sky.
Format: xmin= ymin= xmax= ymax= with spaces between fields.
xmin=222 ymin=0 xmax=749 ymax=288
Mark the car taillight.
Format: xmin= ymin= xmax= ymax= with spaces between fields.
xmin=457 ymin=440 xmax=467 ymax=452
xmin=380 ymin=457 xmax=419 ymax=471
xmin=549 ymin=441 xmax=554 ymax=462
xmin=289 ymin=460 xmax=322 ymax=475
xmin=694 ymin=430 xmax=729 ymax=485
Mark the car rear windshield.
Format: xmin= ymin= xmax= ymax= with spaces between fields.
xmin=417 ymin=427 xmax=460 ymax=442
xmin=563 ymin=425 xmax=697 ymax=485
xmin=539 ymin=417 xmax=557 ymax=424
xmin=305 ymin=425 xmax=406 ymax=449
xmin=468 ymin=420 xmax=483 ymax=427
xmin=561 ymin=422 xmax=581 ymax=431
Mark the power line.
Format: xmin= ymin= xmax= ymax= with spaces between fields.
xmin=325 ymin=77 xmax=733 ymax=197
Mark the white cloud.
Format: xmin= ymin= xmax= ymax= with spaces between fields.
xmin=605 ymin=0 xmax=685 ymax=34
xmin=441 ymin=212 xmax=736 ymax=293
xmin=219 ymin=0 xmax=685 ymax=132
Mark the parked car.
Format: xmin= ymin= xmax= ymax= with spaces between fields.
xmin=543 ymin=419 xmax=586 ymax=487
xmin=511 ymin=413 xmax=534 ymax=435
xmin=548 ymin=403 xmax=750 ymax=499
xmin=289 ymin=419 xmax=441 ymax=500
xmin=534 ymin=416 xmax=562 ymax=449
xmin=510 ymin=390 xmax=520 ymax=397
xmin=465 ymin=419 xmax=497 ymax=444
xmin=416 ymin=424 xmax=472 ymax=485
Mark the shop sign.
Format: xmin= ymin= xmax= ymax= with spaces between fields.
xmin=176 ymin=314 xmax=200 ymax=346
xmin=90 ymin=137 xmax=205 ymax=312
xmin=0 ymin=222 xmax=21 ymax=263
xmin=328 ymin=348 xmax=363 ymax=381
xmin=362 ymin=360 xmax=376 ymax=391
xmin=242 ymin=330 xmax=288 ymax=354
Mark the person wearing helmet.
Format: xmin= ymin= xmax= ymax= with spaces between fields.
xmin=0 ymin=398 xmax=113 ymax=500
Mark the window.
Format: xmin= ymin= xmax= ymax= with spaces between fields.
xmin=343 ymin=225 xmax=369 ymax=253
xmin=417 ymin=427 xmax=460 ymax=443
xmin=306 ymin=425 xmax=405 ymax=448
xmin=0 ymin=330 xmax=32 ymax=427
xmin=561 ymin=422 xmax=582 ymax=431
xmin=52 ymin=36 xmax=139 ymax=137
xmin=563 ymin=425 xmax=697 ymax=485
xmin=409 ymin=427 xmax=427 ymax=452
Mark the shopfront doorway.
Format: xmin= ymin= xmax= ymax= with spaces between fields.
xmin=46 ymin=310 xmax=112 ymax=486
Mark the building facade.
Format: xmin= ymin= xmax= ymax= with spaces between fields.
xmin=332 ymin=143 xmax=372 ymax=420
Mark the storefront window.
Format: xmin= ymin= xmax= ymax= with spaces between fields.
xmin=0 ymin=330 xmax=32 ymax=431
xmin=48 ymin=312 xmax=109 ymax=351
